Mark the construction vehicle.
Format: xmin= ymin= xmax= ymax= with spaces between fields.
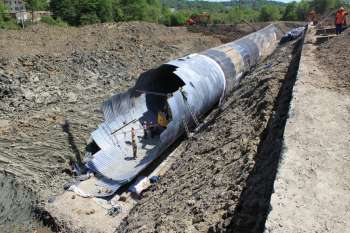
xmin=186 ymin=12 xmax=211 ymax=26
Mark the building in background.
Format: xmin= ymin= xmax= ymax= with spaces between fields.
xmin=2 ymin=0 xmax=27 ymax=22
xmin=3 ymin=0 xmax=26 ymax=13
xmin=2 ymin=0 xmax=51 ymax=22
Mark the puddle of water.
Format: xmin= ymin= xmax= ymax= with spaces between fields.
xmin=0 ymin=173 xmax=53 ymax=233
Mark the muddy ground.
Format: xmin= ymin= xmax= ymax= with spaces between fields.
xmin=118 ymin=39 xmax=302 ymax=233
xmin=0 ymin=21 xmax=301 ymax=232
xmin=0 ymin=22 xmax=221 ymax=231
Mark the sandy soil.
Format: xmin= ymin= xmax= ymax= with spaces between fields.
xmin=265 ymin=26 xmax=350 ymax=232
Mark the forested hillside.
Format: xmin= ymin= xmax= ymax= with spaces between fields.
xmin=0 ymin=0 xmax=349 ymax=28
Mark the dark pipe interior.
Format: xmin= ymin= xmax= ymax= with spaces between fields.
xmin=135 ymin=64 xmax=185 ymax=94
xmin=134 ymin=64 xmax=185 ymax=124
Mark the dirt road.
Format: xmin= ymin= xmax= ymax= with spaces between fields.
xmin=265 ymin=27 xmax=350 ymax=232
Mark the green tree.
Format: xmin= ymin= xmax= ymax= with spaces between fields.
xmin=0 ymin=2 xmax=9 ymax=22
xmin=226 ymin=6 xmax=259 ymax=23
xmin=25 ymin=0 xmax=48 ymax=11
xmin=170 ymin=10 xmax=188 ymax=26
xmin=296 ymin=0 xmax=310 ymax=21
xmin=97 ymin=0 xmax=113 ymax=22
xmin=50 ymin=0 xmax=79 ymax=25
xmin=259 ymin=5 xmax=282 ymax=21
xmin=0 ymin=2 xmax=19 ymax=29
xmin=78 ymin=0 xmax=100 ymax=25
xmin=283 ymin=2 xmax=298 ymax=21
xmin=159 ymin=5 xmax=172 ymax=26
xmin=312 ymin=0 xmax=339 ymax=14
xmin=25 ymin=0 xmax=48 ymax=22
xmin=145 ymin=0 xmax=162 ymax=22
xmin=80 ymin=13 xmax=100 ymax=25
xmin=120 ymin=0 xmax=149 ymax=21
xmin=119 ymin=0 xmax=161 ymax=22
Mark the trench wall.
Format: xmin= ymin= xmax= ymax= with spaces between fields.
xmin=265 ymin=24 xmax=350 ymax=232
xmin=263 ymin=24 xmax=313 ymax=233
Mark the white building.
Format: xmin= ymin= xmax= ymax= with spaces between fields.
xmin=2 ymin=0 xmax=28 ymax=22
xmin=3 ymin=0 xmax=26 ymax=13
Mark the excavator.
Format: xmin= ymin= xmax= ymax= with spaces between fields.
xmin=186 ymin=12 xmax=211 ymax=26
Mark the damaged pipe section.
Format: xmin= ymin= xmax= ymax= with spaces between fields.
xmin=74 ymin=24 xmax=282 ymax=197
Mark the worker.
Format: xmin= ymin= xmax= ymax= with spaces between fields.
xmin=131 ymin=127 xmax=137 ymax=159
xmin=157 ymin=110 xmax=169 ymax=128
xmin=142 ymin=121 xmax=152 ymax=139
xmin=335 ymin=7 xmax=348 ymax=35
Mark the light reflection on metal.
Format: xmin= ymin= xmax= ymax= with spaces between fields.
xmin=77 ymin=24 xmax=285 ymax=197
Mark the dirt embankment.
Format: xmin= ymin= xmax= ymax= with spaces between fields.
xmin=316 ymin=30 xmax=350 ymax=93
xmin=0 ymin=21 xmax=302 ymax=232
xmin=118 ymin=38 xmax=302 ymax=233
xmin=266 ymin=27 xmax=350 ymax=233
xmin=0 ymin=22 xmax=220 ymax=231
xmin=189 ymin=22 xmax=303 ymax=43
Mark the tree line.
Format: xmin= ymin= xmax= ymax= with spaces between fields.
xmin=1 ymin=0 xmax=349 ymax=29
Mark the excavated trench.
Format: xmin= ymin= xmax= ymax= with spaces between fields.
xmin=224 ymin=38 xmax=303 ymax=233
xmin=0 ymin=25 xmax=304 ymax=233
xmin=117 ymin=36 xmax=304 ymax=233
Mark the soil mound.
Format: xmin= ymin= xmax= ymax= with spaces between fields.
xmin=316 ymin=28 xmax=350 ymax=93
xmin=189 ymin=22 xmax=303 ymax=43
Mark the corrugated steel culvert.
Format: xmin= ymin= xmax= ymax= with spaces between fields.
xmin=73 ymin=24 xmax=285 ymax=197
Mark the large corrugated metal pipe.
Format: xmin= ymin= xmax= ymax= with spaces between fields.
xmin=73 ymin=24 xmax=285 ymax=197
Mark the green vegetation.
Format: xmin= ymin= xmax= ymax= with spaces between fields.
xmin=259 ymin=5 xmax=282 ymax=21
xmin=282 ymin=0 xmax=348 ymax=21
xmin=3 ymin=0 xmax=350 ymax=29
xmin=49 ymin=0 xmax=165 ymax=25
xmin=25 ymin=0 xmax=48 ymax=12
xmin=41 ymin=16 xmax=68 ymax=27
xmin=0 ymin=2 xmax=19 ymax=29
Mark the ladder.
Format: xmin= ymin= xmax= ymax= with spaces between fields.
xmin=180 ymin=89 xmax=200 ymax=127
xmin=182 ymin=118 xmax=192 ymax=138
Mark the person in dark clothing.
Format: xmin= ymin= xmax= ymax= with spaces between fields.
xmin=131 ymin=127 xmax=137 ymax=159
